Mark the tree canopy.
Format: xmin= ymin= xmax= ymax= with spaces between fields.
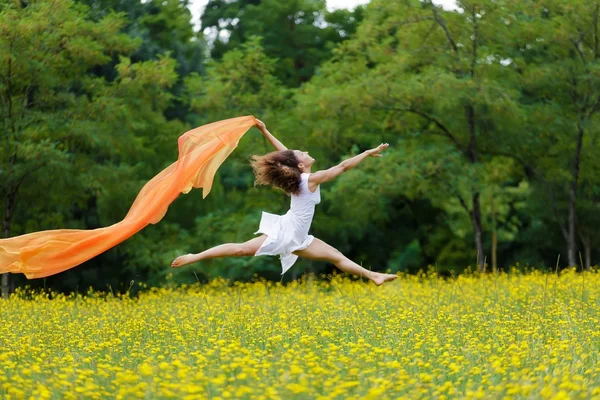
xmin=2 ymin=0 xmax=600 ymax=296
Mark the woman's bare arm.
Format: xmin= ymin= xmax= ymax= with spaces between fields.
xmin=256 ymin=119 xmax=287 ymax=151
xmin=308 ymin=143 xmax=389 ymax=189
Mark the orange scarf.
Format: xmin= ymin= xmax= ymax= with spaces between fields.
xmin=0 ymin=116 xmax=257 ymax=279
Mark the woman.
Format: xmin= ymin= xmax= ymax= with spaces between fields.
xmin=171 ymin=120 xmax=397 ymax=286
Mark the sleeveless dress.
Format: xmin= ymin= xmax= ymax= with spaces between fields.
xmin=254 ymin=173 xmax=321 ymax=274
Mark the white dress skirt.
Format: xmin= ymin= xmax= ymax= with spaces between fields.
xmin=254 ymin=173 xmax=321 ymax=274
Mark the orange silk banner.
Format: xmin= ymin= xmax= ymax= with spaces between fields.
xmin=0 ymin=115 xmax=257 ymax=279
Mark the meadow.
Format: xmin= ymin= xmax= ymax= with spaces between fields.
xmin=1 ymin=269 xmax=599 ymax=399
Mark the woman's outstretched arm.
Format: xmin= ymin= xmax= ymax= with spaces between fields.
xmin=256 ymin=119 xmax=287 ymax=151
xmin=308 ymin=143 xmax=389 ymax=188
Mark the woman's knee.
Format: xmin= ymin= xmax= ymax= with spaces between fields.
xmin=237 ymin=242 xmax=257 ymax=257
xmin=328 ymin=248 xmax=345 ymax=265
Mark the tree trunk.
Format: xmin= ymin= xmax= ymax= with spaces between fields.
xmin=2 ymin=189 xmax=16 ymax=300
xmin=567 ymin=186 xmax=577 ymax=267
xmin=580 ymin=233 xmax=591 ymax=270
xmin=471 ymin=192 xmax=485 ymax=272
xmin=1 ymin=274 xmax=8 ymax=300
xmin=568 ymin=120 xmax=585 ymax=266
xmin=464 ymin=103 xmax=484 ymax=272
xmin=491 ymin=196 xmax=497 ymax=271
xmin=586 ymin=241 xmax=591 ymax=270
xmin=491 ymin=231 xmax=497 ymax=272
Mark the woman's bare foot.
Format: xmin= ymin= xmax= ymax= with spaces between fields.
xmin=371 ymin=273 xmax=397 ymax=286
xmin=171 ymin=254 xmax=198 ymax=268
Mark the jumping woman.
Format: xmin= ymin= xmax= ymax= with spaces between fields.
xmin=171 ymin=119 xmax=397 ymax=286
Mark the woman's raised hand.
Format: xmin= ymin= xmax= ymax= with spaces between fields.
xmin=367 ymin=143 xmax=389 ymax=157
xmin=255 ymin=119 xmax=266 ymax=131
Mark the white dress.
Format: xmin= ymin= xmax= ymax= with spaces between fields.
xmin=254 ymin=173 xmax=321 ymax=274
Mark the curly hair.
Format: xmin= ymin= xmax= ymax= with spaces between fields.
xmin=250 ymin=150 xmax=302 ymax=195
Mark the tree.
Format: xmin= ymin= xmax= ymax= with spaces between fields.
xmin=0 ymin=0 xmax=180 ymax=297
xmin=509 ymin=0 xmax=600 ymax=267
xmin=295 ymin=0 xmax=523 ymax=271
xmin=0 ymin=0 xmax=126 ymax=297
xmin=78 ymin=0 xmax=207 ymax=120
xmin=201 ymin=0 xmax=364 ymax=86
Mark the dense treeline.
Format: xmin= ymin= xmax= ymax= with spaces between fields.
xmin=2 ymin=0 xmax=599 ymax=295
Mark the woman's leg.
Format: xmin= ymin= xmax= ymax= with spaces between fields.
xmin=293 ymin=238 xmax=397 ymax=286
xmin=171 ymin=235 xmax=267 ymax=268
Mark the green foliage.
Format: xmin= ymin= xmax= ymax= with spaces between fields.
xmin=201 ymin=0 xmax=364 ymax=86
xmin=185 ymin=36 xmax=289 ymax=120
xmin=0 ymin=0 xmax=182 ymax=291
xmin=295 ymin=0 xmax=526 ymax=271
xmin=5 ymin=0 xmax=600 ymax=292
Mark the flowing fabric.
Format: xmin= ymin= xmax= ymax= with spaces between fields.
xmin=0 ymin=115 xmax=257 ymax=279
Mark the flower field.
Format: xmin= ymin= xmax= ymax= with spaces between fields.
xmin=1 ymin=269 xmax=600 ymax=399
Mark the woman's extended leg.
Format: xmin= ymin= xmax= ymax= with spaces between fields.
xmin=294 ymin=238 xmax=397 ymax=286
xmin=171 ymin=235 xmax=267 ymax=268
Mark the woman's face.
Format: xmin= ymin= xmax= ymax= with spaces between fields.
xmin=294 ymin=150 xmax=315 ymax=168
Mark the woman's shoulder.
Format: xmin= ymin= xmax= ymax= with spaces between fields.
xmin=298 ymin=172 xmax=308 ymax=186
xmin=300 ymin=173 xmax=319 ymax=194
xmin=302 ymin=172 xmax=316 ymax=185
